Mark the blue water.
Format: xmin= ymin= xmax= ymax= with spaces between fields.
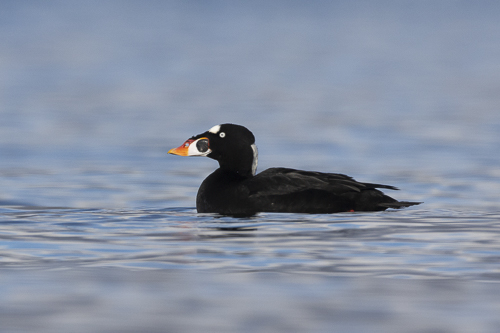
xmin=1 ymin=1 xmax=500 ymax=332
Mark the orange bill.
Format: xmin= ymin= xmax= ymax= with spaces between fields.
xmin=168 ymin=139 xmax=194 ymax=156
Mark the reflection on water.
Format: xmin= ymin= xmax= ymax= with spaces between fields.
xmin=2 ymin=1 xmax=500 ymax=332
xmin=1 ymin=207 xmax=500 ymax=332
xmin=1 ymin=207 xmax=499 ymax=279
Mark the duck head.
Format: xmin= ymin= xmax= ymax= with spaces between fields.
xmin=168 ymin=123 xmax=258 ymax=177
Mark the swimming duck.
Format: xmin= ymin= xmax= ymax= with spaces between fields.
xmin=168 ymin=123 xmax=420 ymax=215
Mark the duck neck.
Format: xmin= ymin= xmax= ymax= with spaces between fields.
xmin=218 ymin=144 xmax=258 ymax=178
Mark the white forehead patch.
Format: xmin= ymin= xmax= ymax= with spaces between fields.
xmin=208 ymin=125 xmax=221 ymax=134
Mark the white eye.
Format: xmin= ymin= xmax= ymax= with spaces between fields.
xmin=219 ymin=132 xmax=226 ymax=138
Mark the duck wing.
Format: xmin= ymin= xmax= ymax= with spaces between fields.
xmin=244 ymin=167 xmax=407 ymax=213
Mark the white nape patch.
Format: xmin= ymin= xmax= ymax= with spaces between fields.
xmin=251 ymin=144 xmax=258 ymax=176
xmin=208 ymin=125 xmax=221 ymax=134
xmin=187 ymin=138 xmax=211 ymax=156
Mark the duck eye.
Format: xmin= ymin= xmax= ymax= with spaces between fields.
xmin=196 ymin=139 xmax=209 ymax=152
xmin=219 ymin=132 xmax=226 ymax=138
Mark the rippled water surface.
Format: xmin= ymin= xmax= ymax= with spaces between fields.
xmin=1 ymin=207 xmax=500 ymax=278
xmin=1 ymin=207 xmax=500 ymax=332
xmin=2 ymin=1 xmax=500 ymax=332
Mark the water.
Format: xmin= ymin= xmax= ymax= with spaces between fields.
xmin=1 ymin=1 xmax=500 ymax=332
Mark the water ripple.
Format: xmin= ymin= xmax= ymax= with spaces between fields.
xmin=0 ymin=207 xmax=499 ymax=280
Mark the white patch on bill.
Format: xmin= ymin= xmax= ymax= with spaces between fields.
xmin=208 ymin=125 xmax=221 ymax=134
xmin=187 ymin=138 xmax=211 ymax=156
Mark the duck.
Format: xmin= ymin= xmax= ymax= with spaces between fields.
xmin=168 ymin=123 xmax=420 ymax=215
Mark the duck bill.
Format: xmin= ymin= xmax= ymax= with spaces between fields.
xmin=168 ymin=139 xmax=194 ymax=156
xmin=168 ymin=137 xmax=211 ymax=156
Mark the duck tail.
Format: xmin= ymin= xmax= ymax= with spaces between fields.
xmin=379 ymin=201 xmax=422 ymax=209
